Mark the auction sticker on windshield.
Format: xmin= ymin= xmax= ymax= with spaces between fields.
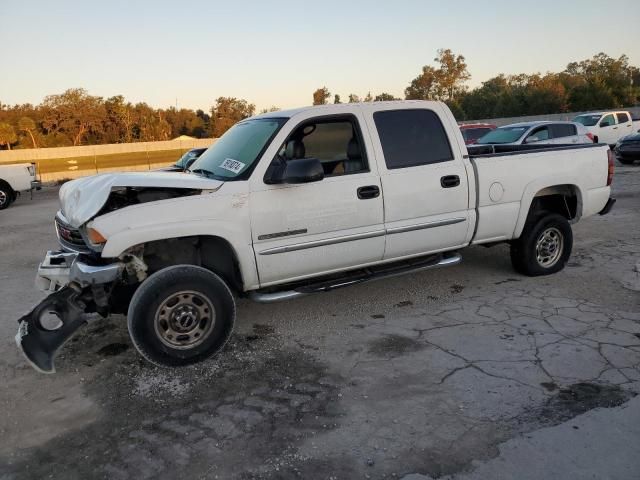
xmin=220 ymin=158 xmax=246 ymax=174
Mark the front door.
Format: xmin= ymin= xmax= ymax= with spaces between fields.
xmin=249 ymin=111 xmax=385 ymax=287
xmin=598 ymin=113 xmax=617 ymax=145
xmin=363 ymin=104 xmax=473 ymax=260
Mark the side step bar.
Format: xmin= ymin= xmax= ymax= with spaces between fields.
xmin=250 ymin=252 xmax=462 ymax=304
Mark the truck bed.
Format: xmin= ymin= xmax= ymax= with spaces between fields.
xmin=466 ymin=143 xmax=611 ymax=245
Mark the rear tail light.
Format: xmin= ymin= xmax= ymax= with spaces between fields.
xmin=586 ymin=132 xmax=595 ymax=143
xmin=607 ymin=149 xmax=615 ymax=186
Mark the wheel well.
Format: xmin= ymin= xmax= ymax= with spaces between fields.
xmin=138 ymin=235 xmax=244 ymax=292
xmin=0 ymin=179 xmax=14 ymax=194
xmin=529 ymin=185 xmax=580 ymax=222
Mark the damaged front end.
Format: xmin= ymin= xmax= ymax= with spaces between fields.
xmin=16 ymin=250 xmax=127 ymax=373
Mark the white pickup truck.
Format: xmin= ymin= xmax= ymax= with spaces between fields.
xmin=0 ymin=163 xmax=40 ymax=210
xmin=15 ymin=101 xmax=616 ymax=373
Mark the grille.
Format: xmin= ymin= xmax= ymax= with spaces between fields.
xmin=55 ymin=215 xmax=91 ymax=253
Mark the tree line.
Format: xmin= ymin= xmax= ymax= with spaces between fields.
xmin=0 ymin=92 xmax=258 ymax=150
xmin=1 ymin=50 xmax=637 ymax=150
xmin=312 ymin=50 xmax=639 ymax=121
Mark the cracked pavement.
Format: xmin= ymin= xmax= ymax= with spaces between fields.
xmin=0 ymin=164 xmax=639 ymax=479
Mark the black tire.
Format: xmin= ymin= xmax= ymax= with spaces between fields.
xmin=0 ymin=181 xmax=14 ymax=210
xmin=127 ymin=265 xmax=235 ymax=367
xmin=510 ymin=213 xmax=573 ymax=276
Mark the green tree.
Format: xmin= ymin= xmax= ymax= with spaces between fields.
xmin=312 ymin=87 xmax=331 ymax=105
xmin=374 ymin=93 xmax=398 ymax=101
xmin=405 ymin=49 xmax=470 ymax=101
xmin=333 ymin=94 xmax=341 ymax=104
xmin=363 ymin=92 xmax=373 ymax=102
xmin=210 ymin=97 xmax=256 ymax=137
xmin=41 ymin=88 xmax=106 ymax=145
xmin=0 ymin=122 xmax=17 ymax=150
xmin=18 ymin=116 xmax=38 ymax=148
xmin=347 ymin=94 xmax=360 ymax=103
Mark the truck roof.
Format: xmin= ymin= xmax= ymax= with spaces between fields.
xmin=253 ymin=100 xmax=444 ymax=119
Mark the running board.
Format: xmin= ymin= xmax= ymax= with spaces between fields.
xmin=249 ymin=252 xmax=462 ymax=304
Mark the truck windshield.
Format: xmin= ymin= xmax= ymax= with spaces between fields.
xmin=189 ymin=118 xmax=286 ymax=180
xmin=476 ymin=126 xmax=528 ymax=144
xmin=573 ymin=115 xmax=602 ymax=127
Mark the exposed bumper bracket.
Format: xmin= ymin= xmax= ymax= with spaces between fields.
xmin=599 ymin=197 xmax=616 ymax=216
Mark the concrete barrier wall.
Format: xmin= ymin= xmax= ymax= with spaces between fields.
xmin=0 ymin=138 xmax=216 ymax=182
xmin=467 ymin=106 xmax=640 ymax=127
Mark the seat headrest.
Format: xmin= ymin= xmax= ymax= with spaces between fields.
xmin=347 ymin=137 xmax=361 ymax=160
xmin=285 ymin=140 xmax=305 ymax=160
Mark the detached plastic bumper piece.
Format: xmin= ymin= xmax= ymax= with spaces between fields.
xmin=15 ymin=287 xmax=88 ymax=374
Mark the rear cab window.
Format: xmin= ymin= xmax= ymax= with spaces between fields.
xmin=616 ymin=112 xmax=630 ymax=124
xmin=373 ymin=109 xmax=453 ymax=169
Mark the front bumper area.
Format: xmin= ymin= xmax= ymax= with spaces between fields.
xmin=16 ymin=251 xmax=123 ymax=373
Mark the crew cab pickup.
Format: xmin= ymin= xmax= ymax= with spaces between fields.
xmin=0 ymin=163 xmax=40 ymax=210
xmin=14 ymin=101 xmax=616 ymax=373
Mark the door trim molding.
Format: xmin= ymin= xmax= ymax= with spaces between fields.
xmin=385 ymin=217 xmax=466 ymax=235
xmin=258 ymin=229 xmax=385 ymax=256
xmin=257 ymin=217 xmax=466 ymax=256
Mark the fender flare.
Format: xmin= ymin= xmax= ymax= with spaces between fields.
xmin=512 ymin=177 xmax=584 ymax=239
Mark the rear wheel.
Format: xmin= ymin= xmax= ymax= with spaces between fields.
xmin=510 ymin=213 xmax=572 ymax=276
xmin=0 ymin=182 xmax=14 ymax=210
xmin=127 ymin=265 xmax=235 ymax=367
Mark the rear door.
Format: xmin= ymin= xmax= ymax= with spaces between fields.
xmin=616 ymin=112 xmax=633 ymax=139
xmin=549 ymin=123 xmax=579 ymax=144
xmin=364 ymin=104 xmax=473 ymax=260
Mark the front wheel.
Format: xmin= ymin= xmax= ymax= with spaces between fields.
xmin=0 ymin=182 xmax=14 ymax=210
xmin=127 ymin=265 xmax=235 ymax=367
xmin=510 ymin=213 xmax=573 ymax=276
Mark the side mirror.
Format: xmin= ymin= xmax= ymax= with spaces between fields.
xmin=265 ymin=157 xmax=324 ymax=184
xmin=524 ymin=136 xmax=539 ymax=144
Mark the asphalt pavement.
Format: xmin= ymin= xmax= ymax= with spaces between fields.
xmin=0 ymin=166 xmax=638 ymax=480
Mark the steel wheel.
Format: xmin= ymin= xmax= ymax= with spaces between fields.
xmin=154 ymin=290 xmax=215 ymax=349
xmin=535 ymin=227 xmax=563 ymax=268
xmin=0 ymin=190 xmax=8 ymax=208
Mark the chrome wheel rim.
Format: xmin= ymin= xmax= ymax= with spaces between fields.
xmin=535 ymin=227 xmax=563 ymax=268
xmin=154 ymin=290 xmax=215 ymax=349
xmin=0 ymin=190 xmax=7 ymax=207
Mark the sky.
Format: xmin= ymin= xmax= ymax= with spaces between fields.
xmin=1 ymin=0 xmax=639 ymax=112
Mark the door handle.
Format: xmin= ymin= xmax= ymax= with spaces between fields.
xmin=440 ymin=175 xmax=460 ymax=188
xmin=357 ymin=185 xmax=380 ymax=199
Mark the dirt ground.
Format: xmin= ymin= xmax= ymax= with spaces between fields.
xmin=0 ymin=165 xmax=639 ymax=480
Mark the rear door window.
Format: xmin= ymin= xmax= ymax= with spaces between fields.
xmin=616 ymin=112 xmax=630 ymax=124
xmin=550 ymin=124 xmax=577 ymax=139
xmin=374 ymin=109 xmax=453 ymax=169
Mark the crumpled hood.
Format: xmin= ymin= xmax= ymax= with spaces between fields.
xmin=59 ymin=172 xmax=223 ymax=227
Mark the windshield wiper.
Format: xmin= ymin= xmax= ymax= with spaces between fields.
xmin=190 ymin=168 xmax=216 ymax=178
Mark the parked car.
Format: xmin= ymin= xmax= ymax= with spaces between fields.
xmin=15 ymin=100 xmax=615 ymax=373
xmin=163 ymin=148 xmax=207 ymax=172
xmin=614 ymin=133 xmax=640 ymax=164
xmin=573 ymin=111 xmax=634 ymax=146
xmin=476 ymin=121 xmax=593 ymax=146
xmin=459 ymin=123 xmax=496 ymax=145
xmin=0 ymin=163 xmax=40 ymax=210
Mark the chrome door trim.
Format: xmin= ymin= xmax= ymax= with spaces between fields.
xmin=385 ymin=217 xmax=466 ymax=235
xmin=258 ymin=229 xmax=385 ymax=256
xmin=257 ymin=217 xmax=466 ymax=256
